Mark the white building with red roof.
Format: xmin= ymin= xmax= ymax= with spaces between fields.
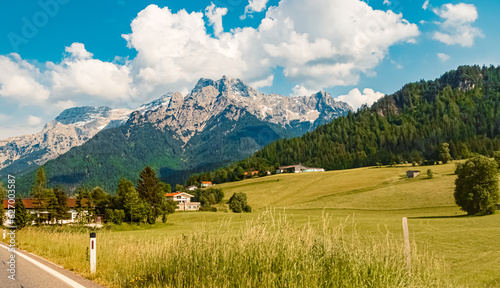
xmin=165 ymin=192 xmax=201 ymax=211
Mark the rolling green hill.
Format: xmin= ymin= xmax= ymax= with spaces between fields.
xmin=210 ymin=162 xmax=500 ymax=287
xmin=216 ymin=164 xmax=457 ymax=211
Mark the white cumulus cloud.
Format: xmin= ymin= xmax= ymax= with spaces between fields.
xmin=336 ymin=88 xmax=385 ymax=110
xmin=65 ymin=43 xmax=93 ymax=60
xmin=241 ymin=0 xmax=269 ymax=19
xmin=437 ymin=53 xmax=450 ymax=61
xmin=432 ymin=3 xmax=483 ymax=47
xmin=123 ymin=1 xmax=419 ymax=96
xmin=205 ymin=3 xmax=228 ymax=36
xmin=0 ymin=54 xmax=49 ymax=103
xmin=291 ymin=84 xmax=317 ymax=97
xmin=422 ymin=0 xmax=429 ymax=10
xmin=27 ymin=115 xmax=42 ymax=126
xmin=49 ymin=43 xmax=134 ymax=102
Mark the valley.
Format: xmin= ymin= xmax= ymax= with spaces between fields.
xmin=9 ymin=162 xmax=500 ymax=287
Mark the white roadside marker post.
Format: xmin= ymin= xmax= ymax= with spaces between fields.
xmin=90 ymin=232 xmax=96 ymax=274
xmin=402 ymin=217 xmax=411 ymax=276
xmin=3 ymin=228 xmax=5 ymax=240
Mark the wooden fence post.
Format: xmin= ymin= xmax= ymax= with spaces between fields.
xmin=402 ymin=217 xmax=411 ymax=275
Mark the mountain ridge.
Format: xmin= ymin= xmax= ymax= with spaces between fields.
xmin=3 ymin=76 xmax=351 ymax=194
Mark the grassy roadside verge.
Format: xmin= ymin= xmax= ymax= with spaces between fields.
xmin=9 ymin=211 xmax=453 ymax=288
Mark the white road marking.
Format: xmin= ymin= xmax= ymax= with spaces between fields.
xmin=0 ymin=244 xmax=87 ymax=288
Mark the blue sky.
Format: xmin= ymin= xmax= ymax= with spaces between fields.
xmin=0 ymin=0 xmax=498 ymax=138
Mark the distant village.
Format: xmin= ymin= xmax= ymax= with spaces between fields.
xmin=2 ymin=163 xmax=327 ymax=226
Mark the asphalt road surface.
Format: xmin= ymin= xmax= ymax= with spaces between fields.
xmin=0 ymin=241 xmax=105 ymax=288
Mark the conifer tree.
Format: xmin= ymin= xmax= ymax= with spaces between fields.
xmin=0 ymin=183 xmax=5 ymax=226
xmin=137 ymin=166 xmax=164 ymax=224
xmin=439 ymin=143 xmax=452 ymax=164
xmin=54 ymin=187 xmax=69 ymax=223
xmin=14 ymin=198 xmax=31 ymax=229
xmin=45 ymin=189 xmax=58 ymax=224
xmin=32 ymin=167 xmax=48 ymax=224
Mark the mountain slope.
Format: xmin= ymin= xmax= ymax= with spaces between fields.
xmin=186 ymin=65 xmax=500 ymax=185
xmin=11 ymin=76 xmax=350 ymax=194
xmin=0 ymin=106 xmax=133 ymax=175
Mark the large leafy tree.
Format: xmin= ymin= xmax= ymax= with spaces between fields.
xmin=137 ymin=166 xmax=164 ymax=224
xmin=454 ymin=155 xmax=499 ymax=215
xmin=91 ymin=187 xmax=110 ymax=215
xmin=117 ymin=178 xmax=149 ymax=223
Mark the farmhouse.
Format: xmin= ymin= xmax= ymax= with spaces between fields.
xmin=3 ymin=198 xmax=80 ymax=225
xmin=406 ymin=170 xmax=421 ymax=178
xmin=186 ymin=185 xmax=198 ymax=191
xmin=244 ymin=171 xmax=259 ymax=176
xmin=201 ymin=181 xmax=212 ymax=188
xmin=276 ymin=164 xmax=325 ymax=174
xmin=165 ymin=192 xmax=201 ymax=211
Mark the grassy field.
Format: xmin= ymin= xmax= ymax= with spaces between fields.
xmin=6 ymin=163 xmax=500 ymax=287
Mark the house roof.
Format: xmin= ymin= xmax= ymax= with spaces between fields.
xmin=407 ymin=170 xmax=421 ymax=173
xmin=244 ymin=171 xmax=259 ymax=175
xmin=3 ymin=198 xmax=80 ymax=209
xmin=165 ymin=192 xmax=182 ymax=197
xmin=279 ymin=164 xmax=306 ymax=169
xmin=201 ymin=181 xmax=212 ymax=184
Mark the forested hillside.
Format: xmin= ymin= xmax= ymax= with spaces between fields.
xmin=186 ymin=65 xmax=500 ymax=185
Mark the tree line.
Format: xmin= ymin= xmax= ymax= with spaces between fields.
xmin=3 ymin=166 xmax=177 ymax=229
xmin=1 ymin=164 xmax=253 ymax=229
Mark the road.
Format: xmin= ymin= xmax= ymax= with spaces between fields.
xmin=0 ymin=241 xmax=105 ymax=288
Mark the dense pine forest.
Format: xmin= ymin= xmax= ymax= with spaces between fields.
xmin=186 ymin=65 xmax=500 ymax=186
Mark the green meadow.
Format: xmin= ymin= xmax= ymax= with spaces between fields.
xmin=8 ymin=163 xmax=500 ymax=287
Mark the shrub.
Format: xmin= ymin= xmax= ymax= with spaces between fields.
xmin=105 ymin=209 xmax=125 ymax=225
xmin=199 ymin=206 xmax=217 ymax=212
xmin=427 ymin=169 xmax=433 ymax=179
xmin=244 ymin=205 xmax=252 ymax=212
xmin=228 ymin=192 xmax=251 ymax=213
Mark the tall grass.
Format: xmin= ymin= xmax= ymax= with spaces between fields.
xmin=13 ymin=211 xmax=452 ymax=288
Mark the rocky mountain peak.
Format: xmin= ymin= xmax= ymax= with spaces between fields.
xmin=129 ymin=76 xmax=351 ymax=143
xmin=55 ymin=106 xmax=112 ymax=125
xmin=137 ymin=93 xmax=173 ymax=114
xmin=192 ymin=76 xmax=257 ymax=98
